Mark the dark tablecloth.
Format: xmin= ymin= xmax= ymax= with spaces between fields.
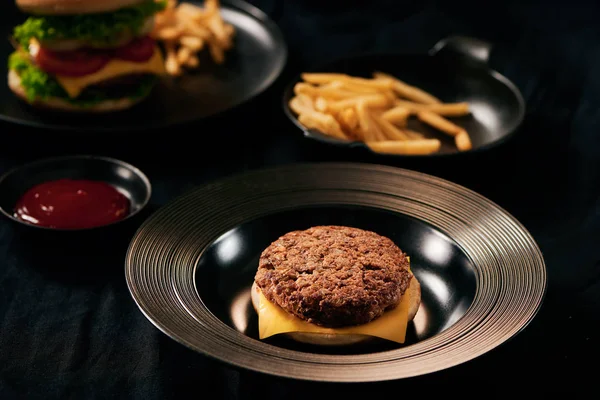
xmin=1 ymin=0 xmax=598 ymax=398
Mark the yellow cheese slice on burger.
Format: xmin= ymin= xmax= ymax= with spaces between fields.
xmin=30 ymin=38 xmax=166 ymax=99
xmin=256 ymin=274 xmax=416 ymax=344
xmin=55 ymin=47 xmax=166 ymax=98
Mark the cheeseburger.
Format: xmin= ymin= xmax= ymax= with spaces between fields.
xmin=8 ymin=0 xmax=167 ymax=112
xmin=252 ymin=225 xmax=421 ymax=346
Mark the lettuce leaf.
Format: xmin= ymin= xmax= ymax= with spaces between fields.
xmin=13 ymin=1 xmax=167 ymax=48
xmin=8 ymin=52 xmax=156 ymax=107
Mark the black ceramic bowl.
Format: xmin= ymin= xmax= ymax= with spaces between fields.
xmin=0 ymin=155 xmax=151 ymax=233
xmin=282 ymin=36 xmax=525 ymax=157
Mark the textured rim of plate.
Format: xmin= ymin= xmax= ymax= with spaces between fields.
xmin=125 ymin=163 xmax=546 ymax=382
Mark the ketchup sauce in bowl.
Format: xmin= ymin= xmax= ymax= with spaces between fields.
xmin=14 ymin=179 xmax=131 ymax=230
xmin=0 ymin=156 xmax=151 ymax=232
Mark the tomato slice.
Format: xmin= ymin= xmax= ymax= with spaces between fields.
xmin=114 ymin=36 xmax=156 ymax=63
xmin=35 ymin=36 xmax=156 ymax=77
xmin=36 ymin=48 xmax=111 ymax=77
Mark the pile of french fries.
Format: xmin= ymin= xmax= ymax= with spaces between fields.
xmin=151 ymin=0 xmax=236 ymax=76
xmin=288 ymin=72 xmax=473 ymax=155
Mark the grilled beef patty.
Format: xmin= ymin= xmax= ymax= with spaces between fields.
xmin=255 ymin=225 xmax=413 ymax=328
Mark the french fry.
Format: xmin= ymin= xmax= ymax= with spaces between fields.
xmin=327 ymin=94 xmax=390 ymax=112
xmin=395 ymin=100 xmax=470 ymax=116
xmin=177 ymin=3 xmax=207 ymax=20
xmin=288 ymin=96 xmax=313 ymax=116
xmin=298 ymin=112 xmax=348 ymax=140
xmin=177 ymin=46 xmax=192 ymax=64
xmin=180 ymin=36 xmax=204 ymax=51
xmin=302 ymin=73 xmax=393 ymax=91
xmin=296 ymin=81 xmax=359 ymax=100
xmin=331 ymin=80 xmax=395 ymax=99
xmin=417 ymin=111 xmax=464 ymax=136
xmin=368 ymin=112 xmax=387 ymax=141
xmin=380 ymin=89 xmax=398 ymax=103
xmin=296 ymin=93 xmax=314 ymax=109
xmin=293 ymin=82 xmax=318 ymax=98
xmin=165 ymin=42 xmax=182 ymax=76
xmin=154 ymin=8 xmax=177 ymax=30
xmin=224 ymin=23 xmax=235 ymax=38
xmin=339 ymin=108 xmax=358 ymax=131
xmin=374 ymin=115 xmax=410 ymax=140
xmin=298 ymin=114 xmax=325 ymax=136
xmin=355 ymin=102 xmax=387 ymax=141
xmin=332 ymin=80 xmax=388 ymax=94
xmin=204 ymin=0 xmax=219 ymax=13
xmin=315 ymin=97 xmax=328 ymax=112
xmin=152 ymin=0 xmax=235 ymax=75
xmin=381 ymin=106 xmax=410 ymax=127
xmin=315 ymin=87 xmax=360 ymax=100
xmin=366 ymin=139 xmax=442 ymax=155
xmin=355 ymin=101 xmax=378 ymax=142
xmin=154 ymin=25 xmax=182 ymax=40
xmin=207 ymin=14 xmax=231 ymax=48
xmin=300 ymin=73 xmax=351 ymax=85
xmin=339 ymin=77 xmax=392 ymax=91
xmin=373 ymin=71 xmax=441 ymax=104
xmin=208 ymin=39 xmax=225 ymax=64
xmin=181 ymin=20 xmax=211 ymax=39
xmin=455 ymin=130 xmax=473 ymax=151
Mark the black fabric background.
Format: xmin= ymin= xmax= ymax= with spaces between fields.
xmin=1 ymin=0 xmax=599 ymax=398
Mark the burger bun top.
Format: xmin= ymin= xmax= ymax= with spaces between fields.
xmin=16 ymin=0 xmax=147 ymax=15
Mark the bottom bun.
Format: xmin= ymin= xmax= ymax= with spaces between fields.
xmin=251 ymin=276 xmax=421 ymax=346
xmin=8 ymin=69 xmax=148 ymax=113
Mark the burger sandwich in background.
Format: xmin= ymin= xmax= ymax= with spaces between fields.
xmin=8 ymin=0 xmax=167 ymax=112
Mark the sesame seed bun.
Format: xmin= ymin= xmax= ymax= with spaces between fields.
xmin=16 ymin=0 xmax=147 ymax=15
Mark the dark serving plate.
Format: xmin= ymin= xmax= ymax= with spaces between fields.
xmin=197 ymin=206 xmax=476 ymax=355
xmin=125 ymin=163 xmax=546 ymax=382
xmin=282 ymin=36 xmax=525 ymax=157
xmin=0 ymin=0 xmax=287 ymax=133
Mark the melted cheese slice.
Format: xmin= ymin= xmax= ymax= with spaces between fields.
xmin=54 ymin=47 xmax=166 ymax=98
xmin=257 ymin=277 xmax=415 ymax=344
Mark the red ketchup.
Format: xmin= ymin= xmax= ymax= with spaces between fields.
xmin=14 ymin=179 xmax=130 ymax=229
